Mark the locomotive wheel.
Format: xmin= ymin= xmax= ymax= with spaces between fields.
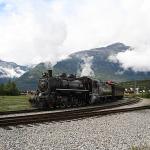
xmin=71 ymin=97 xmax=77 ymax=107
xmin=88 ymin=96 xmax=94 ymax=105
xmin=58 ymin=101 xmax=64 ymax=108
xmin=53 ymin=104 xmax=57 ymax=109
xmin=77 ymin=98 xmax=82 ymax=107
xmin=88 ymin=99 xmax=92 ymax=105
xmin=67 ymin=101 xmax=71 ymax=107
xmin=60 ymin=101 xmax=68 ymax=108
xmin=38 ymin=101 xmax=48 ymax=110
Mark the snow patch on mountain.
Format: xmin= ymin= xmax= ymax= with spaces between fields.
xmin=0 ymin=59 xmax=29 ymax=78
xmin=0 ymin=66 xmax=26 ymax=78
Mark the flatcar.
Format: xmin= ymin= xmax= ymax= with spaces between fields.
xmin=29 ymin=70 xmax=124 ymax=109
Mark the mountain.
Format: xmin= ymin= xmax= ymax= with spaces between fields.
xmin=54 ymin=43 xmax=150 ymax=81
xmin=16 ymin=42 xmax=150 ymax=90
xmin=54 ymin=42 xmax=129 ymax=80
xmin=16 ymin=62 xmax=52 ymax=90
xmin=0 ymin=60 xmax=29 ymax=83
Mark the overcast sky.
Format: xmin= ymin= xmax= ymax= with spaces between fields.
xmin=0 ymin=0 xmax=150 ymax=72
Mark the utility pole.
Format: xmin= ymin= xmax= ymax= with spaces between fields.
xmin=134 ymin=80 xmax=137 ymax=95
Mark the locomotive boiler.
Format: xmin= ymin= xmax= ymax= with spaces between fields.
xmin=29 ymin=70 xmax=124 ymax=109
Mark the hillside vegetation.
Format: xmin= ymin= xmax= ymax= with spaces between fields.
xmin=121 ymin=80 xmax=150 ymax=90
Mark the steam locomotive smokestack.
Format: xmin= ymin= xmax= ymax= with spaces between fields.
xmin=48 ymin=70 xmax=52 ymax=77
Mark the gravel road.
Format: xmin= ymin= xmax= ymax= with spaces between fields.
xmin=0 ymin=110 xmax=150 ymax=150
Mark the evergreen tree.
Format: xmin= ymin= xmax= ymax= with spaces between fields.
xmin=0 ymin=81 xmax=20 ymax=96
xmin=0 ymin=83 xmax=4 ymax=95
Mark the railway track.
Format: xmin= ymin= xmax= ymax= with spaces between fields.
xmin=0 ymin=97 xmax=138 ymax=115
xmin=0 ymin=109 xmax=39 ymax=115
xmin=0 ymin=98 xmax=146 ymax=127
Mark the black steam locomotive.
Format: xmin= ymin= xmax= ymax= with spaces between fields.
xmin=29 ymin=70 xmax=124 ymax=109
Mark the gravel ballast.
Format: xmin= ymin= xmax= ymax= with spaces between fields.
xmin=0 ymin=110 xmax=150 ymax=150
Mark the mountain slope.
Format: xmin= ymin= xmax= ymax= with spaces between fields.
xmin=16 ymin=62 xmax=51 ymax=90
xmin=54 ymin=43 xmax=128 ymax=80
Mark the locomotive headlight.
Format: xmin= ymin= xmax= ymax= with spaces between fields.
xmin=39 ymin=93 xmax=42 ymax=96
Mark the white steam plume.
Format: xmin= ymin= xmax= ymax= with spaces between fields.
xmin=79 ymin=55 xmax=95 ymax=77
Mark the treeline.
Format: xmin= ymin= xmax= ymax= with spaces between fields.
xmin=0 ymin=81 xmax=20 ymax=96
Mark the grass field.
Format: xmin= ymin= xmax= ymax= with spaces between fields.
xmin=0 ymin=95 xmax=32 ymax=112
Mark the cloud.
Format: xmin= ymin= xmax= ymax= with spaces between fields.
xmin=116 ymin=45 xmax=150 ymax=72
xmin=0 ymin=0 xmax=150 ymax=72
xmin=0 ymin=0 xmax=67 ymax=65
